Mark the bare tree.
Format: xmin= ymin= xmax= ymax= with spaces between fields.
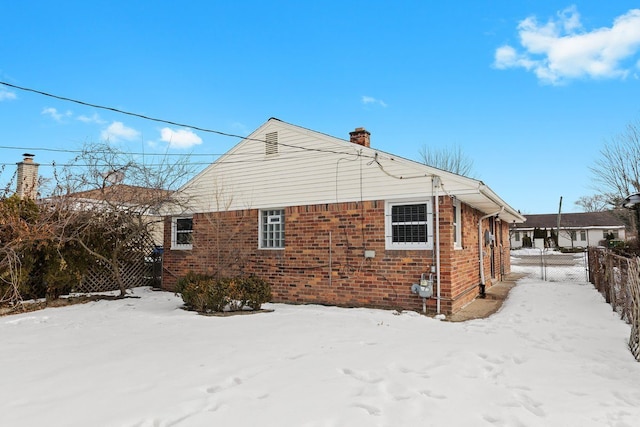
xmin=575 ymin=194 xmax=610 ymax=212
xmin=590 ymin=120 xmax=640 ymax=205
xmin=418 ymin=145 xmax=475 ymax=177
xmin=53 ymin=142 xmax=195 ymax=297
xmin=198 ymin=177 xmax=257 ymax=279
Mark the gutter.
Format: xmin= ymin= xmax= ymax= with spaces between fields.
xmin=478 ymin=185 xmax=525 ymax=223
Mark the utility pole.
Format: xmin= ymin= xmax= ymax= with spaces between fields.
xmin=556 ymin=196 xmax=563 ymax=248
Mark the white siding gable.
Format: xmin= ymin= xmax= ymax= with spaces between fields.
xmin=179 ymin=119 xmax=524 ymax=223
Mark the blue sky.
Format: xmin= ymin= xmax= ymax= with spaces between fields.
xmin=2 ymin=1 xmax=640 ymax=214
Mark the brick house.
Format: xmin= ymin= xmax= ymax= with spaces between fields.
xmin=162 ymin=118 xmax=525 ymax=314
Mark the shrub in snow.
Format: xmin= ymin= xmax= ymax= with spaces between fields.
xmin=175 ymin=272 xmax=272 ymax=313
xmin=0 ymin=195 xmax=90 ymax=304
xmin=238 ymin=275 xmax=272 ymax=310
xmin=175 ymin=272 xmax=215 ymax=312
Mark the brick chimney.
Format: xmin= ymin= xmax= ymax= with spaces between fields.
xmin=16 ymin=153 xmax=39 ymax=199
xmin=349 ymin=127 xmax=370 ymax=148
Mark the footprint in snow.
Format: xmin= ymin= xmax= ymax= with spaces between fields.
xmin=340 ymin=368 xmax=383 ymax=384
xmin=352 ymin=403 xmax=381 ymax=416
xmin=419 ymin=389 xmax=447 ymax=400
xmin=205 ymin=377 xmax=242 ymax=394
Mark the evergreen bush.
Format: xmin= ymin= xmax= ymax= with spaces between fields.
xmin=175 ymin=272 xmax=272 ymax=313
xmin=239 ymin=275 xmax=272 ymax=310
xmin=0 ymin=196 xmax=90 ymax=303
xmin=175 ymin=272 xmax=215 ymax=312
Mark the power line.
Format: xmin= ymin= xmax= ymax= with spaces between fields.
xmin=0 ymin=147 xmax=356 ymax=167
xmin=0 ymin=144 xmax=226 ymax=157
xmin=0 ymin=147 xmax=356 ymax=168
xmin=0 ymin=81 xmax=379 ymax=158
xmin=0 ymin=81 xmax=262 ymax=142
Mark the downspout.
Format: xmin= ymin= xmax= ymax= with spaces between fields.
xmin=329 ymin=231 xmax=332 ymax=287
xmin=434 ymin=176 xmax=441 ymax=314
xmin=478 ymin=207 xmax=504 ymax=297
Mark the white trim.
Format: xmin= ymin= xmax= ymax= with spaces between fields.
xmin=171 ymin=216 xmax=193 ymax=250
xmin=453 ymin=199 xmax=462 ymax=250
xmin=259 ymin=208 xmax=285 ymax=249
xmin=385 ymin=199 xmax=433 ymax=250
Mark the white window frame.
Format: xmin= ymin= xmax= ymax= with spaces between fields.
xmin=171 ymin=216 xmax=193 ymax=250
xmin=453 ymin=199 xmax=462 ymax=250
xmin=580 ymin=230 xmax=586 ymax=241
xmin=515 ymin=231 xmax=520 ymax=242
xmin=385 ymin=200 xmax=433 ymax=250
xmin=260 ymin=209 xmax=285 ymax=249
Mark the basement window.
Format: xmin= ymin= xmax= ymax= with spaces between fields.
xmin=385 ymin=200 xmax=433 ymax=250
xmin=171 ymin=217 xmax=193 ymax=250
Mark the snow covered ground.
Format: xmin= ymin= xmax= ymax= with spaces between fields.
xmin=2 ymin=277 xmax=640 ymax=426
xmin=511 ymin=248 xmax=589 ymax=282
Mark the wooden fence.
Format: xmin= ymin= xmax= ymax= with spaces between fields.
xmin=588 ymin=247 xmax=640 ymax=361
xmin=75 ymin=239 xmax=162 ymax=293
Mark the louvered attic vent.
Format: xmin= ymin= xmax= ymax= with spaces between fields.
xmin=265 ymin=131 xmax=278 ymax=155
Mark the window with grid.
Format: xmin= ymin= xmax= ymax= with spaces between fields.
xmin=260 ymin=209 xmax=285 ymax=248
xmin=515 ymin=231 xmax=520 ymax=242
xmin=580 ymin=230 xmax=586 ymax=241
xmin=385 ymin=201 xmax=432 ymax=250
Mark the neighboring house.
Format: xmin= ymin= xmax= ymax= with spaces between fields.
xmin=14 ymin=153 xmax=167 ymax=247
xmin=162 ymin=118 xmax=525 ymax=314
xmin=68 ymin=184 xmax=170 ymax=247
xmin=510 ymin=211 xmax=627 ymax=249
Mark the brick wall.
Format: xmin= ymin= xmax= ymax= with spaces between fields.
xmin=162 ymin=198 xmax=512 ymax=314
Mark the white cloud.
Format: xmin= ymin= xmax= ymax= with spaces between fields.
xmin=146 ymin=140 xmax=159 ymax=149
xmin=159 ymin=127 xmax=202 ymax=149
xmin=361 ymin=96 xmax=388 ymax=107
xmin=77 ymin=113 xmax=106 ymax=124
xmin=41 ymin=107 xmax=72 ymax=122
xmin=101 ymin=121 xmax=140 ymax=142
xmin=494 ymin=7 xmax=640 ymax=84
xmin=0 ymin=88 xmax=16 ymax=101
xmin=230 ymin=121 xmax=250 ymax=136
